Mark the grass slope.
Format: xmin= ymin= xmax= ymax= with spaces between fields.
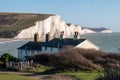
xmin=0 ymin=12 xmax=54 ymax=38
xmin=0 ymin=73 xmax=35 ymax=80
xmin=61 ymin=71 xmax=100 ymax=80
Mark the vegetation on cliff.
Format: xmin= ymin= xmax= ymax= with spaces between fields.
xmin=0 ymin=12 xmax=53 ymax=38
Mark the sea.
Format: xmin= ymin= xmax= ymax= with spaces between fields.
xmin=0 ymin=33 xmax=120 ymax=57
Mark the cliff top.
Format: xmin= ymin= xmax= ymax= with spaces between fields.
xmin=0 ymin=12 xmax=54 ymax=38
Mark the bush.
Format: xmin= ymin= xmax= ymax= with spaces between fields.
xmin=0 ymin=53 xmax=17 ymax=62
xmin=31 ymin=47 xmax=120 ymax=71
xmin=32 ymin=49 xmax=102 ymax=71
xmin=32 ymin=53 xmax=59 ymax=66
xmin=0 ymin=61 xmax=3 ymax=68
xmin=97 ymin=68 xmax=120 ymax=80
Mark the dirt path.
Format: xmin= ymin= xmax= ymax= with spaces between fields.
xmin=0 ymin=71 xmax=79 ymax=80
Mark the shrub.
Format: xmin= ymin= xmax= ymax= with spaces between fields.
xmin=32 ymin=49 xmax=102 ymax=71
xmin=31 ymin=47 xmax=120 ymax=71
xmin=97 ymin=68 xmax=120 ymax=80
xmin=58 ymin=50 xmax=101 ymax=70
xmin=0 ymin=61 xmax=3 ymax=68
xmin=0 ymin=53 xmax=17 ymax=62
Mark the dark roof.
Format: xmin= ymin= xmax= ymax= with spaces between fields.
xmin=18 ymin=38 xmax=86 ymax=50
xmin=43 ymin=38 xmax=86 ymax=48
xmin=18 ymin=41 xmax=45 ymax=50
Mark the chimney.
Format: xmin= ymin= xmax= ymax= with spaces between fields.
xmin=34 ymin=32 xmax=39 ymax=42
xmin=74 ymin=31 xmax=79 ymax=40
xmin=60 ymin=31 xmax=64 ymax=40
xmin=46 ymin=32 xmax=51 ymax=42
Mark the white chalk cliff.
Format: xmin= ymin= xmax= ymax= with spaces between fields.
xmin=15 ymin=15 xmax=82 ymax=39
xmin=15 ymin=15 xmax=112 ymax=39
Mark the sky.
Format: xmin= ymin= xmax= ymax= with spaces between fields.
xmin=0 ymin=0 xmax=120 ymax=32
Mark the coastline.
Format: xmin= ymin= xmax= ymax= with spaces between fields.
xmin=0 ymin=38 xmax=33 ymax=43
xmin=0 ymin=38 xmax=13 ymax=42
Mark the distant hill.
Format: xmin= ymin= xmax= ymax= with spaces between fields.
xmin=82 ymin=27 xmax=111 ymax=32
xmin=0 ymin=12 xmax=53 ymax=38
xmin=82 ymin=27 xmax=112 ymax=33
xmin=0 ymin=12 xmax=112 ymax=38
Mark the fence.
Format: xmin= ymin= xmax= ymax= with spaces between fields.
xmin=6 ymin=61 xmax=33 ymax=70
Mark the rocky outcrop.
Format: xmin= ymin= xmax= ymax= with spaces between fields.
xmin=0 ymin=12 xmax=112 ymax=38
xmin=15 ymin=15 xmax=82 ymax=39
xmin=15 ymin=15 xmax=112 ymax=39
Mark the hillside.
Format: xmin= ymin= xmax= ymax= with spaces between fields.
xmin=0 ymin=12 xmax=112 ymax=38
xmin=82 ymin=27 xmax=112 ymax=33
xmin=0 ymin=12 xmax=53 ymax=38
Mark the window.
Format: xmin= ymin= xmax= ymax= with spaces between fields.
xmin=20 ymin=50 xmax=22 ymax=53
xmin=51 ymin=47 xmax=53 ymax=51
xmin=45 ymin=47 xmax=47 ymax=50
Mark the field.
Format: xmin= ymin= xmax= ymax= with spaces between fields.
xmin=61 ymin=71 xmax=100 ymax=80
xmin=0 ymin=71 xmax=100 ymax=80
xmin=0 ymin=48 xmax=119 ymax=80
xmin=24 ymin=66 xmax=101 ymax=80
xmin=0 ymin=73 xmax=35 ymax=80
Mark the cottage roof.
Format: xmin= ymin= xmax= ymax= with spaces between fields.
xmin=18 ymin=41 xmax=45 ymax=50
xmin=43 ymin=38 xmax=86 ymax=48
xmin=18 ymin=38 xmax=86 ymax=50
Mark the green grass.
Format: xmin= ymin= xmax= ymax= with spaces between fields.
xmin=0 ymin=65 xmax=102 ymax=80
xmin=26 ymin=65 xmax=52 ymax=73
xmin=24 ymin=65 xmax=101 ymax=80
xmin=0 ymin=14 xmax=53 ymax=31
xmin=0 ymin=73 xmax=35 ymax=80
xmin=59 ymin=71 xmax=101 ymax=80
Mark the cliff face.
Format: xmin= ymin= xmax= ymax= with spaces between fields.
xmin=0 ymin=12 xmax=112 ymax=38
xmin=15 ymin=15 xmax=82 ymax=39
xmin=15 ymin=15 xmax=112 ymax=39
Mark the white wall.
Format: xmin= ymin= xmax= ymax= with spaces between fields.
xmin=18 ymin=49 xmax=41 ymax=61
xmin=42 ymin=47 xmax=58 ymax=53
xmin=75 ymin=40 xmax=100 ymax=50
xmin=18 ymin=47 xmax=59 ymax=61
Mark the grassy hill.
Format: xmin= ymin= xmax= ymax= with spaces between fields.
xmin=0 ymin=12 xmax=53 ymax=38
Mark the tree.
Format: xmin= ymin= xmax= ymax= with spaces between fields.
xmin=0 ymin=53 xmax=16 ymax=62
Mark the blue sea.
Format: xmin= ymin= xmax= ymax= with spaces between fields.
xmin=81 ymin=33 xmax=120 ymax=53
xmin=0 ymin=33 xmax=120 ymax=57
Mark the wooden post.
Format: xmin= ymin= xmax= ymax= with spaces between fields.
xmin=27 ymin=61 xmax=29 ymax=68
xmin=20 ymin=62 xmax=22 ymax=70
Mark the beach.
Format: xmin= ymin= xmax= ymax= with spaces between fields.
xmin=0 ymin=38 xmax=13 ymax=42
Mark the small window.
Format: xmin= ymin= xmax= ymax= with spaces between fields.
xmin=25 ymin=50 xmax=27 ymax=54
xmin=20 ymin=50 xmax=22 ymax=53
xmin=31 ymin=50 xmax=34 ymax=54
xmin=51 ymin=47 xmax=53 ymax=51
xmin=45 ymin=47 xmax=47 ymax=50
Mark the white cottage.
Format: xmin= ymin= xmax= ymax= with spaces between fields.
xmin=18 ymin=32 xmax=99 ymax=61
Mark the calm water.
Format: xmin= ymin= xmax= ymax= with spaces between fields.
xmin=81 ymin=33 xmax=120 ymax=53
xmin=0 ymin=33 xmax=120 ymax=57
xmin=0 ymin=40 xmax=29 ymax=57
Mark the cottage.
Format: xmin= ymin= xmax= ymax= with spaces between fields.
xmin=18 ymin=32 xmax=99 ymax=61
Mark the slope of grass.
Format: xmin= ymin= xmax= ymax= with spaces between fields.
xmin=0 ymin=73 xmax=35 ymax=80
xmin=23 ymin=66 xmax=101 ymax=80
xmin=60 ymin=71 xmax=100 ymax=80
xmin=0 ymin=12 xmax=54 ymax=38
